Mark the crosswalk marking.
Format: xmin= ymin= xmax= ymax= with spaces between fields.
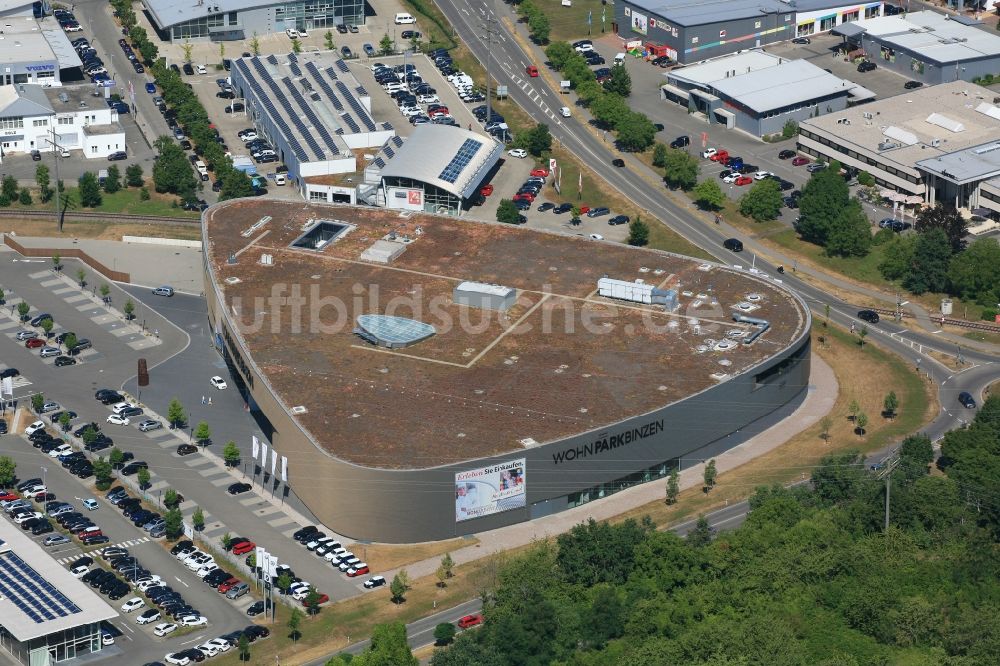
xmin=54 ymin=536 xmax=152 ymax=564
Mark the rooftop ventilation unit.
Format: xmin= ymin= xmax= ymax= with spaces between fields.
xmin=883 ymin=125 xmax=919 ymax=146
xmin=973 ymin=143 xmax=1000 ymax=155
xmin=241 ymin=215 xmax=272 ymax=237
xmin=925 ymin=113 xmax=964 ymax=133
xmin=260 ymin=254 xmax=273 ymax=265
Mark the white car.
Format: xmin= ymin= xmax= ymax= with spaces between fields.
xmin=25 ymin=421 xmax=46 ymax=436
xmin=196 ymin=643 xmax=219 ymax=658
xmin=574 ymin=43 xmax=594 ymax=53
xmin=111 ymin=401 xmax=137 ymax=414
xmin=106 ymin=414 xmax=130 ymax=426
xmin=196 ymin=64 xmax=207 ymax=74
xmin=48 ymin=444 xmax=73 ymax=458
xmin=702 ymin=147 xmax=718 ymax=159
xmin=136 ymin=609 xmax=160 ymax=625
xmin=164 ymin=653 xmax=190 ymax=666
xmin=560 ymin=106 xmax=571 ymax=117
xmin=589 ymin=234 xmax=605 ymax=241
xmin=722 ymin=173 xmax=741 ymax=184
xmin=180 ymin=615 xmax=208 ymax=627
xmin=196 ymin=564 xmax=219 ymax=578
xmin=753 ymin=170 xmax=774 ymax=180
xmin=14 ymin=512 xmax=43 ymax=525
xmin=70 ymin=564 xmax=90 ymax=577
xmin=417 ymin=94 xmax=439 ymax=104
xmin=137 ymin=578 xmax=163 ymax=592
xmin=205 ymin=637 xmax=231 ymax=652
xmin=153 ymin=622 xmax=178 ymax=637
xmin=507 ymin=148 xmax=527 ymax=159
xmin=121 ymin=597 xmax=145 ymax=613
xmin=285 ymin=27 xmax=300 ymax=38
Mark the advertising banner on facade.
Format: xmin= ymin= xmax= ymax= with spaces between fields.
xmin=631 ymin=10 xmax=648 ymax=35
xmin=455 ymin=458 xmax=526 ymax=522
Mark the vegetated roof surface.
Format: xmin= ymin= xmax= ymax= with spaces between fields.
xmin=205 ymin=200 xmax=808 ymax=469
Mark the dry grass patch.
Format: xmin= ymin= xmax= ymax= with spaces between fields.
xmin=612 ymin=323 xmax=936 ymax=528
xmin=361 ymin=537 xmax=477 ymax=573
xmin=1 ymin=218 xmax=200 ymax=241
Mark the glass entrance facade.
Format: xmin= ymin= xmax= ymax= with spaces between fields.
xmin=0 ymin=622 xmax=103 ymax=665
xmin=168 ymin=0 xmax=364 ymax=41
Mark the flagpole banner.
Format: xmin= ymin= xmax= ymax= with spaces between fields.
xmin=254 ymin=546 xmax=265 ymax=574
xmin=2 ymin=376 xmax=12 ymax=397
xmin=280 ymin=456 xmax=288 ymax=483
xmin=270 ymin=449 xmax=277 ymax=478
xmin=261 ymin=441 xmax=268 ymax=468
xmin=268 ymin=554 xmax=279 ymax=581
xmin=252 ymin=435 xmax=259 ymax=461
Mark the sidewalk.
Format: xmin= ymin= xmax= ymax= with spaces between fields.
xmin=376 ymin=353 xmax=837 ymax=583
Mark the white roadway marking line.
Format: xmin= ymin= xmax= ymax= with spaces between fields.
xmin=174 ymin=576 xmax=190 ymax=587
xmin=180 ymin=634 xmax=206 ymax=645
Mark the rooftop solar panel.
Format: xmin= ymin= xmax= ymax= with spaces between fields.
xmin=287 ymin=53 xmax=298 ymax=62
xmin=355 ymin=86 xmax=368 ymax=96
xmin=384 ymin=145 xmax=395 ymax=158
xmin=335 ymin=59 xmax=350 ymax=73
xmin=439 ymin=139 xmax=483 ymax=184
xmin=290 ymin=62 xmax=302 ymax=77
xmin=391 ymin=135 xmax=403 ymax=147
xmin=266 ymin=54 xmax=278 ymax=65
xmin=372 ymin=157 xmax=386 ymax=168
xmin=382 ymin=122 xmax=394 ymax=131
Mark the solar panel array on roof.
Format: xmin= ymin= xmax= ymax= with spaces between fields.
xmin=281 ymin=76 xmax=340 ymax=155
xmin=336 ymin=80 xmax=377 ymax=131
xmin=266 ymin=54 xmax=278 ymax=65
xmin=287 ymin=53 xmax=298 ymax=62
xmin=310 ymin=65 xmax=344 ymax=110
xmin=356 ymin=85 xmax=368 ymax=96
xmin=0 ymin=552 xmax=83 ymax=624
xmin=245 ymin=58 xmax=312 ymax=161
xmin=384 ymin=145 xmax=395 ymax=158
xmin=336 ymin=59 xmax=350 ymax=73
xmin=382 ymin=122 xmax=394 ymax=131
xmin=391 ymin=136 xmax=404 ymax=148
xmin=290 ymin=61 xmax=303 ymax=77
xmin=372 ymin=157 xmax=386 ymax=168
xmin=281 ymin=77 xmax=326 ymax=157
xmin=439 ymin=138 xmax=483 ymax=184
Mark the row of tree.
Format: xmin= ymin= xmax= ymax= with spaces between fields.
xmin=424 ymin=395 xmax=1000 ymax=665
xmin=109 ymin=0 xmax=158 ymax=64
xmin=516 ymin=0 xmax=551 ymax=44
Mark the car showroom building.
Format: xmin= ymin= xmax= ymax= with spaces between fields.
xmin=614 ymin=0 xmax=884 ymax=64
xmin=145 ymin=0 xmax=365 ymax=42
xmin=0 ymin=521 xmax=117 ymax=664
xmin=798 ymin=80 xmax=1000 ymax=212
xmin=202 ymin=199 xmax=811 ymax=543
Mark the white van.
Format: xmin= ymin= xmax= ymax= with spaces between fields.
xmin=273 ymin=173 xmax=286 ymax=186
xmin=394 ymin=12 xmax=416 ymax=24
xmin=195 ymin=159 xmax=208 ymax=176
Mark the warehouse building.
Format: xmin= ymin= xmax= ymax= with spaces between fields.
xmin=145 ymin=0 xmax=364 ymax=42
xmin=378 ymin=124 xmax=503 ymax=216
xmin=833 ymin=11 xmax=1000 ymax=85
xmin=798 ymin=80 xmax=1000 ymax=212
xmin=615 ymin=0 xmax=883 ymax=64
xmin=663 ymin=50 xmax=867 ymax=136
xmin=0 ymin=16 xmax=84 ymax=88
xmin=0 ymin=84 xmax=126 ymax=160
xmin=0 ymin=521 xmax=117 ymax=664
xmin=229 ymin=51 xmax=394 ymax=188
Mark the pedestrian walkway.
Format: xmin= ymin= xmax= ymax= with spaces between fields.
xmin=372 ymin=353 xmax=838 ymax=584
xmin=53 ymin=536 xmax=151 ymax=565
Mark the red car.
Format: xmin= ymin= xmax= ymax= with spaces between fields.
xmin=25 ymin=338 xmax=45 ymax=349
xmin=529 ymin=168 xmax=549 ymax=178
xmin=346 ymin=565 xmax=369 ymax=577
xmin=217 ymin=577 xmax=241 ymax=593
xmin=0 ymin=491 xmax=18 ymax=502
xmin=428 ymin=107 xmax=449 ymax=117
xmin=232 ymin=540 xmax=256 ymax=556
xmin=792 ymin=156 xmax=810 ymax=166
xmin=512 ymin=192 xmax=535 ymax=202
xmin=526 ymin=65 xmax=538 ymax=77
xmin=302 ymin=593 xmax=329 ymax=606
xmin=458 ymin=613 xmax=483 ymax=629
xmin=579 ymin=205 xmax=590 ymax=214
xmin=479 ymin=184 xmax=494 ymax=196
xmin=710 ymin=150 xmax=730 ymax=163
xmin=734 ymin=175 xmax=753 ymax=186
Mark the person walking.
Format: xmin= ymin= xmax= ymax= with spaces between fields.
xmin=201 ymin=395 xmax=206 ymax=405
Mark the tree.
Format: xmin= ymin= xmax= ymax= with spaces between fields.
xmin=661 ymin=148 xmax=699 ymax=190
xmin=739 ymin=179 xmax=783 ymax=222
xmin=125 ymin=164 xmax=144 ymax=187
xmin=324 ymin=30 xmax=335 ymax=50
xmin=93 ymin=457 xmax=113 ymax=490
xmin=819 ymin=415 xmax=833 ymax=442
xmin=167 ymin=398 xmax=187 ymax=428
xmin=291 ymin=37 xmax=302 ymax=54
xmin=40 ymin=318 xmax=53 ymax=338
xmin=16 ymin=302 xmax=30 ymax=321
xmin=496 ymin=199 xmax=520 ymax=225
xmin=878 ymin=235 xmax=917 ymax=281
xmin=288 ymin=608 xmax=304 ymax=642
xmin=523 ymin=123 xmax=552 ymax=156
xmin=652 ymin=143 xmax=669 ymax=168
xmin=152 ymin=136 xmax=197 ymax=196
xmin=164 ymin=488 xmax=179 ymax=508
xmin=390 ymin=571 xmax=409 ymax=603
xmin=693 ymin=179 xmax=725 ymax=211
xmin=855 ymin=412 xmax=868 ymax=437
xmin=899 ymin=434 xmax=933 ymax=481
xmin=603 ymin=64 xmax=631 ymax=97
xmin=0 ymin=456 xmax=15 ymax=487
xmin=627 ymin=216 xmax=649 ymax=247
xmin=588 ymin=93 xmax=629 ymax=129
xmin=948 ymin=238 xmax=1000 ymax=306
xmin=824 ymin=199 xmax=871 ymax=258
xmin=78 ymin=172 xmax=102 ymax=207
xmin=52 ymin=252 xmax=61 ymax=270
xmin=883 ymin=391 xmax=899 ymax=419
xmin=109 ymin=448 xmax=125 ymax=468
xmin=544 ymin=42 xmax=575 ymax=70
xmin=36 ymin=164 xmax=52 ymax=202
xmin=434 ymin=622 xmax=456 ymax=646
xmin=18 ymin=188 xmax=31 ymax=206
xmin=238 ymin=633 xmax=250 ymax=662
xmin=1 ymin=175 xmax=17 ymax=201
xmin=62 ymin=332 xmax=77 ymax=351
xmin=58 ymin=411 xmax=71 ymax=432
xmin=903 ymin=229 xmax=951 ymax=294
xmin=277 ymin=572 xmax=293 ymax=593
xmin=181 ymin=40 xmax=193 ymax=62
xmin=687 ymin=515 xmax=714 ymax=546
xmin=857 ymin=325 xmax=868 ymax=347
xmin=223 ymin=440 xmax=240 ymax=467
xmin=782 ymin=119 xmax=799 ymax=139
xmin=193 ymin=420 xmax=211 ymax=445
xmin=795 ymin=163 xmax=849 ymax=245
xmin=857 ymin=170 xmax=876 ymax=187
xmin=303 ymin=587 xmax=323 ymax=615
xmin=354 ymin=623 xmax=417 ymax=666
xmin=100 ymin=283 xmax=110 ymax=302
xmin=848 ymin=398 xmax=860 ymax=422
xmin=916 ymin=203 xmax=967 ymax=253
xmin=31 ymin=393 xmax=45 ymax=413
xmin=703 ymin=459 xmax=717 ymax=492
xmin=665 ymin=467 xmax=679 ymax=505
xmin=103 ymin=165 xmax=121 ymax=193
xmin=616 ymin=112 xmax=656 ymax=152
xmin=528 ymin=10 xmax=550 ymax=44
xmin=436 ymin=553 xmax=454 ymax=587
xmin=379 ymin=34 xmax=394 ymax=56
xmin=249 ymin=32 xmax=261 ymax=56
xmin=123 ymin=299 xmax=135 ymax=321
xmin=192 ymin=506 xmax=205 ymax=532
xmin=137 ymin=467 xmax=151 ymax=489
xmin=81 ymin=425 xmax=97 ymax=446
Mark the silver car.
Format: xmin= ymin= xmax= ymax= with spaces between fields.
xmin=138 ymin=419 xmax=162 ymax=432
xmin=44 ymin=534 xmax=71 ymax=546
xmin=40 ymin=346 xmax=61 ymax=358
xmin=15 ymin=330 xmax=38 ymax=341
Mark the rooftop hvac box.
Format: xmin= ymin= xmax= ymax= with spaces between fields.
xmin=598 ymin=278 xmax=677 ymax=310
xmin=453 ymin=281 xmax=516 ymax=311
xmin=360 ymin=240 xmax=407 ymax=264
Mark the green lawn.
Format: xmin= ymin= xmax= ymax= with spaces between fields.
xmin=533 ymin=0 xmax=610 ymax=43
xmin=768 ymin=228 xmax=891 ymax=290
xmin=6 ymin=186 xmax=199 ymax=218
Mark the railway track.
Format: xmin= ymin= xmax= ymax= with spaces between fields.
xmin=0 ymin=209 xmax=200 ymax=226
xmin=869 ymin=307 xmax=1000 ymax=334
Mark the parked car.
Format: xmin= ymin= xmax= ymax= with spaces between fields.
xmin=857 ymin=310 xmax=880 ymax=324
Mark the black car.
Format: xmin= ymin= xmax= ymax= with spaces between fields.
xmin=227 ymin=482 xmax=251 ymax=495
xmin=292 ymin=526 xmax=318 ymax=542
xmin=340 ymin=46 xmax=352 ymax=58
xmin=246 ymin=599 xmax=273 ymax=616
xmin=608 ymin=215 xmax=630 ymax=226
xmin=857 ymin=61 xmax=877 ymax=73
xmin=904 ymin=80 xmax=923 ymax=89
xmin=182 ymin=63 xmax=194 ymax=75
xmin=120 ymin=461 xmax=148 ymax=476
xmin=783 ymin=197 xmax=799 ymax=209
xmin=170 ymin=540 xmax=194 ymax=555
xmin=778 ymin=149 xmax=797 ymax=160
xmin=857 ymin=310 xmax=879 ymax=324
xmin=958 ymin=391 xmax=977 ymax=409
xmin=670 ymin=135 xmax=690 ymax=149
xmin=176 ymin=444 xmax=198 ymax=456
xmin=653 ymin=55 xmax=672 ymax=67
xmin=553 ymin=203 xmax=573 ymax=214
xmin=54 ymin=356 xmax=77 ymax=366
xmin=99 ymin=392 xmax=124 ymax=405
xmin=33 ymin=522 xmax=55 ymax=537
xmin=723 ymin=238 xmax=744 ymax=252
xmin=0 ymin=368 xmax=18 ymax=379
xmin=612 ymin=158 xmax=625 ymax=168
